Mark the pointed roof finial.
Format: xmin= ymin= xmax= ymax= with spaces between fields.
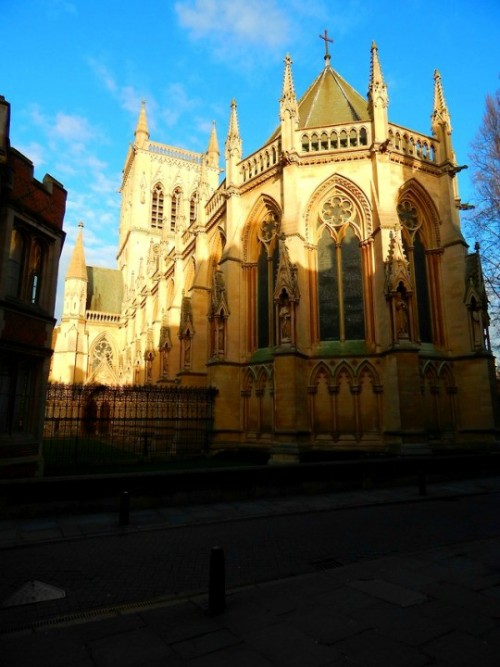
xmin=370 ymin=41 xmax=384 ymax=88
xmin=134 ymin=99 xmax=150 ymax=147
xmin=227 ymin=99 xmax=241 ymax=142
xmin=282 ymin=53 xmax=297 ymax=99
xmin=368 ymin=40 xmax=388 ymax=111
xmin=432 ymin=69 xmax=451 ymax=129
xmin=66 ymin=222 xmax=87 ymax=281
xmin=319 ymin=29 xmax=333 ymax=66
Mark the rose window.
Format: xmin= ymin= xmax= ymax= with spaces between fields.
xmin=320 ymin=196 xmax=353 ymax=227
xmin=397 ymin=200 xmax=420 ymax=231
xmin=92 ymin=339 xmax=113 ymax=371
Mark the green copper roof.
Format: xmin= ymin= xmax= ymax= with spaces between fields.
xmin=269 ymin=63 xmax=369 ymax=142
xmin=86 ymin=267 xmax=123 ymax=313
xmin=299 ymin=65 xmax=369 ymax=127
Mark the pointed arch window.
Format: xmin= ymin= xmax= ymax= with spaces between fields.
xmin=250 ymin=211 xmax=280 ymax=350
xmin=398 ymin=199 xmax=433 ymax=343
xmin=317 ymin=195 xmax=365 ymax=341
xmin=257 ymin=242 xmax=279 ymax=348
xmin=151 ymin=183 xmax=164 ymax=230
xmin=171 ymin=187 xmax=181 ymax=232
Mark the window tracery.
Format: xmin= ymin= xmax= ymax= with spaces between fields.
xmin=92 ymin=338 xmax=113 ymax=372
xmin=317 ymin=193 xmax=365 ymax=341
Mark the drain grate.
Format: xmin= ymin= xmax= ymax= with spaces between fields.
xmin=0 ymin=589 xmax=205 ymax=637
xmin=311 ymin=557 xmax=344 ymax=571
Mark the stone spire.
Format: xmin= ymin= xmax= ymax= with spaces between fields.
xmin=66 ymin=222 xmax=87 ymax=281
xmin=280 ymin=54 xmax=299 ymax=153
xmin=369 ymin=42 xmax=387 ymax=104
xmin=134 ymin=100 xmax=150 ymax=148
xmin=225 ymin=99 xmax=242 ymax=187
xmin=206 ymin=121 xmax=219 ymax=169
xmin=226 ymin=100 xmax=241 ymax=155
xmin=432 ymin=69 xmax=453 ymax=162
xmin=432 ymin=69 xmax=451 ymax=130
xmin=368 ymin=41 xmax=389 ymax=146
xmin=281 ymin=53 xmax=297 ymax=103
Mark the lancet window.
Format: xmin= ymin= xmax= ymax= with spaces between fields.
xmin=151 ymin=183 xmax=164 ymax=230
xmin=317 ymin=195 xmax=365 ymax=341
xmin=397 ymin=199 xmax=433 ymax=343
xmin=171 ymin=187 xmax=182 ymax=232
xmin=256 ymin=212 xmax=280 ymax=349
xmin=189 ymin=191 xmax=198 ymax=226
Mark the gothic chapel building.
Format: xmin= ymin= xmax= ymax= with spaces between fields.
xmin=51 ymin=41 xmax=498 ymax=456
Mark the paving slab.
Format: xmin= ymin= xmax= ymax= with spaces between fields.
xmin=423 ymin=629 xmax=500 ymax=667
xmin=87 ymin=626 xmax=172 ymax=667
xmin=335 ymin=628 xmax=429 ymax=667
xmin=242 ymin=620 xmax=340 ymax=667
xmin=349 ymin=578 xmax=428 ymax=607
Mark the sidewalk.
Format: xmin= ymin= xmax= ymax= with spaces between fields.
xmin=2 ymin=475 xmax=499 ymax=550
xmin=1 ymin=476 xmax=500 ymax=666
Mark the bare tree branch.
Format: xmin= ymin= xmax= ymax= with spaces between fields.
xmin=464 ymin=89 xmax=500 ymax=352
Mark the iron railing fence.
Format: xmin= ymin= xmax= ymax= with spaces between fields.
xmin=43 ymin=383 xmax=217 ymax=471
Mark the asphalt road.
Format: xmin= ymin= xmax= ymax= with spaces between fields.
xmin=1 ymin=492 xmax=499 ymax=632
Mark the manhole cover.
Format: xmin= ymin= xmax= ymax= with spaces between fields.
xmin=2 ymin=581 xmax=66 ymax=608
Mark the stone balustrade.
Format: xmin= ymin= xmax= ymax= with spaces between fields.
xmin=388 ymin=124 xmax=437 ymax=163
xmin=300 ymin=123 xmax=371 ymax=153
xmin=149 ymin=142 xmax=203 ymax=165
xmin=241 ymin=138 xmax=281 ymax=183
xmin=87 ymin=310 xmax=121 ymax=324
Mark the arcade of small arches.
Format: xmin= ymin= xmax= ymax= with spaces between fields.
xmin=240 ymin=358 xmax=459 ymax=443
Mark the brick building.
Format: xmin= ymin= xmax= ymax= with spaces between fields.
xmin=0 ymin=96 xmax=66 ymax=477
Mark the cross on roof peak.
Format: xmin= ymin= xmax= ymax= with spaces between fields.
xmin=319 ymin=29 xmax=333 ymax=63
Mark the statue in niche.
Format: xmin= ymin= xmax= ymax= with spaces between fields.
xmin=145 ymin=351 xmax=154 ymax=383
xmin=183 ymin=333 xmax=192 ymax=369
xmin=217 ymin=319 xmax=225 ymax=355
xmin=395 ymin=284 xmax=409 ymax=338
xmin=279 ymin=292 xmax=291 ymax=343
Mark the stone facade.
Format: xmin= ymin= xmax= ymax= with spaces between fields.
xmin=0 ymin=96 xmax=66 ymax=477
xmin=50 ymin=43 xmax=498 ymax=456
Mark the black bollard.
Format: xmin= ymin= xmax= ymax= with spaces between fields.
xmin=418 ymin=471 xmax=427 ymax=496
xmin=119 ymin=491 xmax=130 ymax=525
xmin=208 ymin=546 xmax=225 ymax=614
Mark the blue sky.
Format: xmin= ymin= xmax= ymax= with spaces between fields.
xmin=2 ymin=0 xmax=499 ymax=320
